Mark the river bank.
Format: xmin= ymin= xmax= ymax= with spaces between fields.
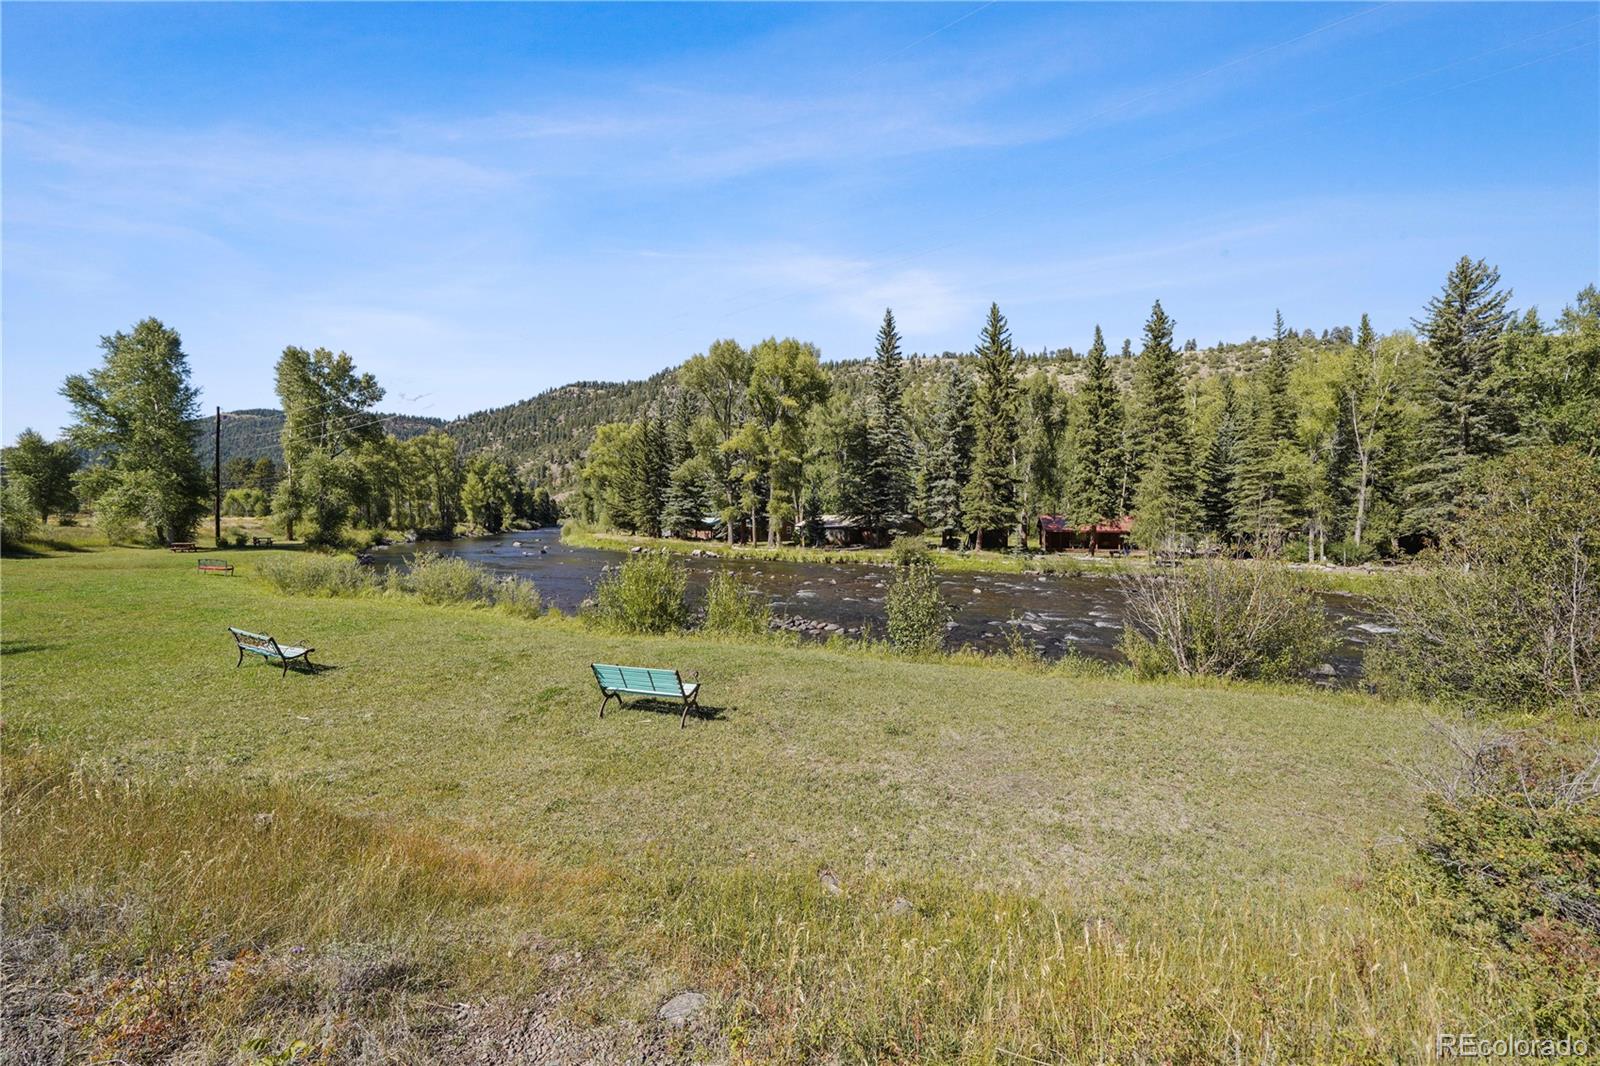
xmin=560 ymin=524 xmax=1401 ymax=597
xmin=366 ymin=527 xmax=1389 ymax=679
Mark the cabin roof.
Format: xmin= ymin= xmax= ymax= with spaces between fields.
xmin=1037 ymin=514 xmax=1133 ymax=534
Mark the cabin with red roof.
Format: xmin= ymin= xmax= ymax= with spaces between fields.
xmin=1036 ymin=514 xmax=1133 ymax=554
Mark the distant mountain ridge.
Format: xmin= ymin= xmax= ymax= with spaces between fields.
xmin=203 ymin=408 xmax=446 ymax=468
xmin=205 ymin=329 xmax=1338 ymax=485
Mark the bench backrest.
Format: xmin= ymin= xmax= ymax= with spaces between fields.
xmin=230 ymin=627 xmax=282 ymax=656
xmin=592 ymin=663 xmax=684 ymax=697
xmin=198 ymin=558 xmax=231 ymax=568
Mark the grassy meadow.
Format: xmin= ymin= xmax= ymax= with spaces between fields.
xmin=0 ymin=542 xmax=1529 ymax=1062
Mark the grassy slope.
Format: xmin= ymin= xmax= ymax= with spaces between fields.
xmin=7 ymin=547 xmax=1418 ymax=896
xmin=2 ymin=546 xmax=1492 ymax=1061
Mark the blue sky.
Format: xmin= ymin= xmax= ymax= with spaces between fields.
xmin=3 ymin=2 xmax=1596 ymax=440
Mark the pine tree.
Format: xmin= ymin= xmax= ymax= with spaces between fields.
xmin=1065 ymin=325 xmax=1124 ymax=526
xmin=1403 ymin=256 xmax=1514 ymax=536
xmin=621 ymin=412 xmax=669 ymax=537
xmin=1129 ymin=300 xmax=1199 ymax=545
xmin=1020 ymin=371 xmax=1067 ymax=536
xmin=864 ymin=308 xmax=914 ymax=532
xmin=1356 ymin=312 xmax=1376 ymax=356
xmin=1198 ymin=374 xmax=1240 ymax=540
xmin=662 ymin=456 xmax=716 ymax=537
xmin=1233 ymin=311 xmax=1302 ymax=546
xmin=922 ymin=363 xmax=973 ymax=544
xmin=961 ymin=303 xmax=1021 ymax=549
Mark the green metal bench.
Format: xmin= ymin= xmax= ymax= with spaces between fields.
xmin=230 ymin=626 xmax=314 ymax=678
xmin=590 ymin=663 xmax=702 ymax=727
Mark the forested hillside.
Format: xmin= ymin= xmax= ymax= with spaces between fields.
xmin=204 ymin=409 xmax=444 ymax=467
xmin=208 ymin=340 xmax=1283 ymax=483
xmin=120 ymin=257 xmax=1594 ymax=558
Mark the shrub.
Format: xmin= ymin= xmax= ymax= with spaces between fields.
xmin=222 ymin=488 xmax=271 ymax=517
xmin=1370 ymin=447 xmax=1600 ymax=715
xmin=1383 ymin=723 xmax=1600 ymax=1033
xmin=492 ymin=576 xmax=543 ymax=619
xmin=700 ymin=572 xmax=770 ymax=636
xmin=589 ymin=554 xmax=689 ymax=634
xmin=255 ymin=554 xmax=375 ymax=597
xmin=888 ymin=535 xmax=929 ymax=568
xmin=1 ymin=478 xmax=39 ymax=547
xmin=1119 ymin=559 xmax=1335 ymax=681
xmin=394 ymin=552 xmax=499 ymax=606
xmin=885 ymin=564 xmax=950 ymax=655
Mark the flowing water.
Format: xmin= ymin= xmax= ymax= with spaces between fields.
xmin=370 ymin=527 xmax=1387 ymax=680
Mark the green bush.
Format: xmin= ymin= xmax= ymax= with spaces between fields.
xmin=492 ymin=575 xmax=543 ymax=619
xmin=885 ymin=563 xmax=950 ymax=655
xmin=889 ymin=535 xmax=929 ymax=568
xmin=1382 ymin=725 xmax=1600 ymax=1033
xmin=589 ymin=554 xmax=689 ymax=634
xmin=254 ymin=554 xmax=375 ymax=597
xmin=1 ymin=478 xmax=39 ymax=547
xmin=700 ymin=572 xmax=770 ymax=636
xmin=222 ymin=488 xmax=271 ymax=517
xmin=1370 ymin=447 xmax=1600 ymax=715
xmin=395 ymin=552 xmax=500 ymax=606
xmin=1119 ymin=559 xmax=1334 ymax=681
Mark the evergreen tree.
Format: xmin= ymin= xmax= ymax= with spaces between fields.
xmin=1129 ymin=300 xmax=1199 ymax=545
xmin=961 ymin=303 xmax=1021 ymax=549
xmin=1404 ymin=256 xmax=1514 ymax=536
xmin=662 ymin=456 xmax=716 ymax=537
xmin=1356 ymin=312 xmax=1377 ymax=356
xmin=1020 ymin=372 xmax=1067 ymax=531
xmin=1065 ymin=325 xmax=1124 ymax=526
xmin=1198 ymin=374 xmax=1241 ymax=540
xmin=1233 ymin=311 xmax=1302 ymax=546
xmin=61 ymin=318 xmax=208 ymax=544
xmin=922 ymin=364 xmax=974 ymax=544
xmin=864 ymin=308 xmax=915 ymax=532
xmin=622 ymin=411 xmax=670 ymax=537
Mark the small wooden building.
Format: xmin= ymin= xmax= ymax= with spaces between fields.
xmin=1037 ymin=514 xmax=1133 ymax=553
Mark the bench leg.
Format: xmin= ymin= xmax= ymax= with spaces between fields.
xmin=682 ymin=693 xmax=700 ymax=728
xmin=236 ymin=647 xmax=244 ymax=668
xmin=280 ymin=657 xmax=290 ymax=679
xmin=599 ymin=691 xmax=620 ymax=719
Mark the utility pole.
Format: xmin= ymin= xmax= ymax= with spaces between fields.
xmin=214 ymin=406 xmax=222 ymax=546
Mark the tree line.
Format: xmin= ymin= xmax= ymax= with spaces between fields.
xmin=4 ymin=256 xmax=1594 ymax=556
xmin=2 ymin=323 xmax=560 ymax=547
xmin=577 ymin=258 xmax=1598 ymax=559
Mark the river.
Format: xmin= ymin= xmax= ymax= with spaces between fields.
xmin=369 ymin=527 xmax=1388 ymax=679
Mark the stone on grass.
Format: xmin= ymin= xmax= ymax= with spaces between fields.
xmin=819 ymin=869 xmax=843 ymax=896
xmin=889 ymin=896 xmax=914 ymax=916
xmin=658 ymin=991 xmax=708 ymax=1028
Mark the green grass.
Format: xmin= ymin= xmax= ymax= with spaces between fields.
xmin=0 ymin=546 xmax=1521 ymax=1061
